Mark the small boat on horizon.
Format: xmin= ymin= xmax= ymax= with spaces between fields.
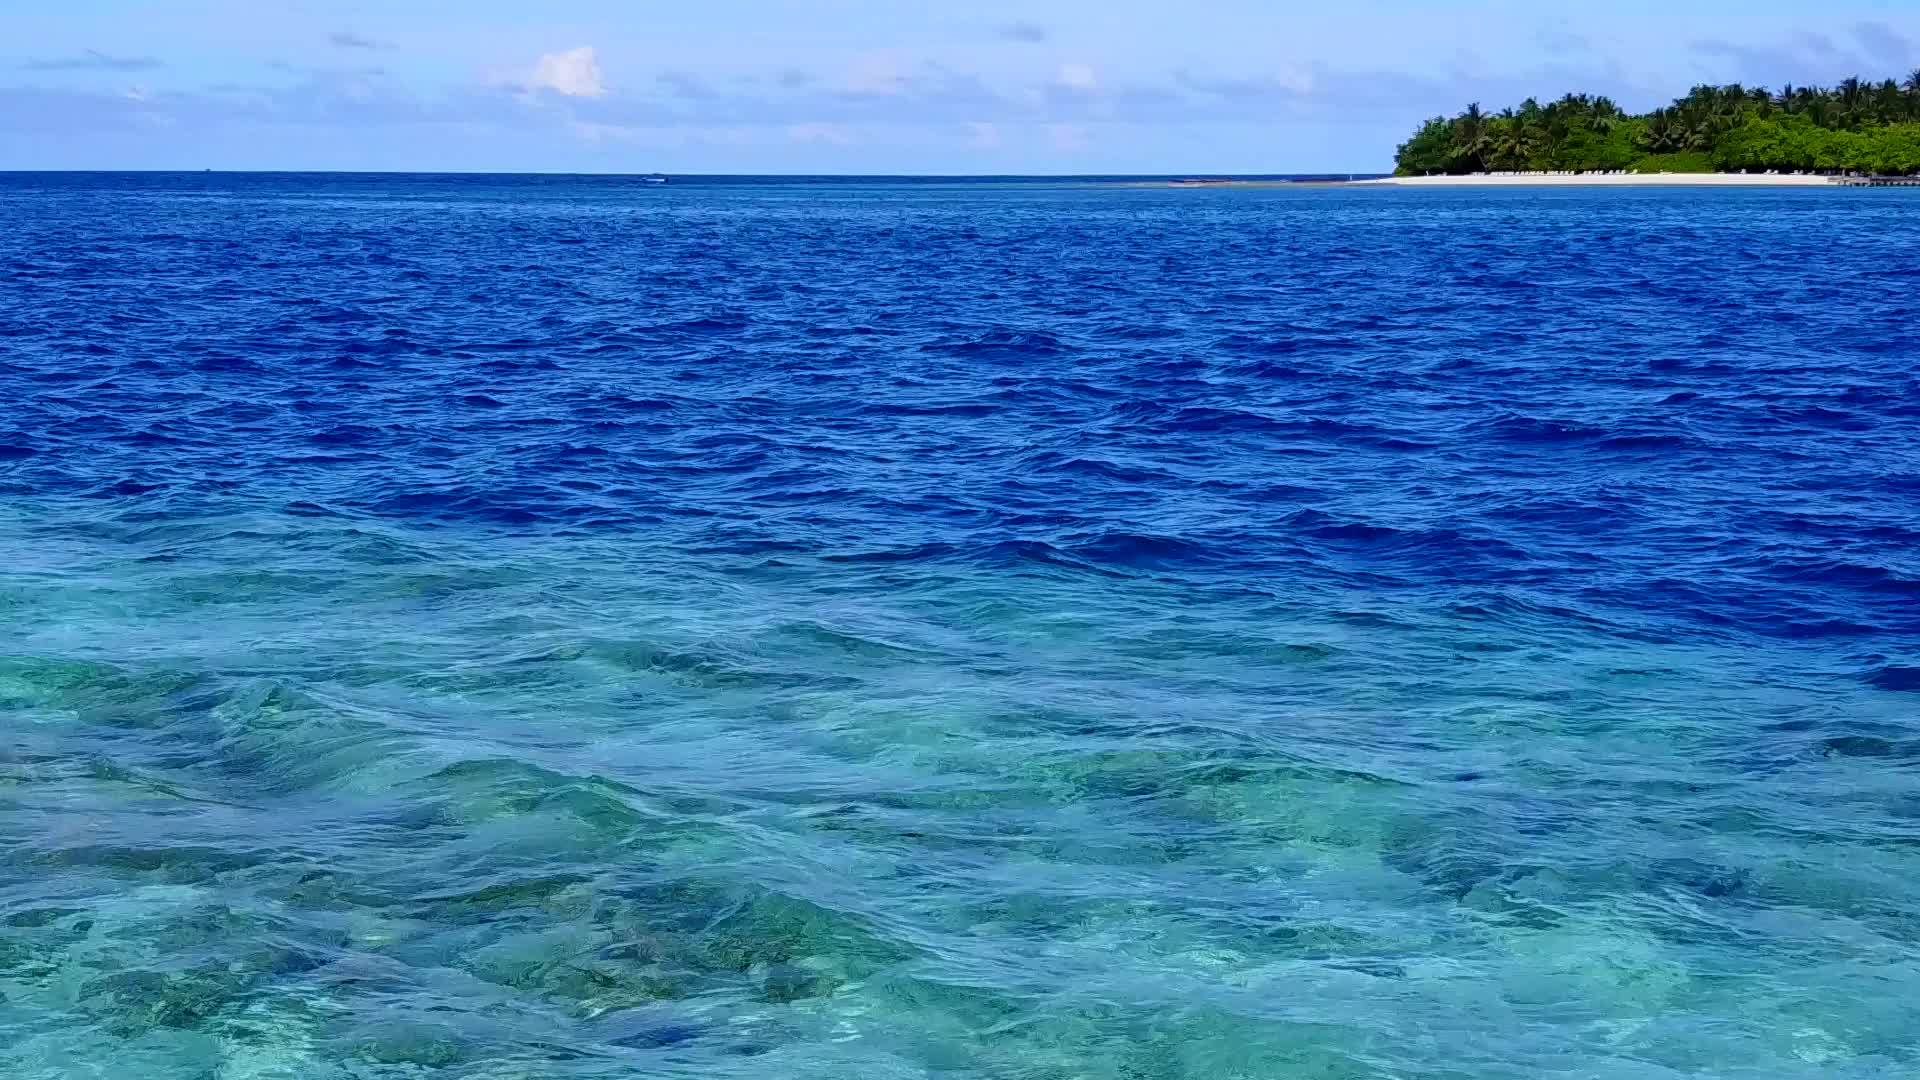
xmin=642 ymin=174 xmax=668 ymax=185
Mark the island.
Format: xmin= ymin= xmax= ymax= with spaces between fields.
xmin=1383 ymin=72 xmax=1920 ymax=182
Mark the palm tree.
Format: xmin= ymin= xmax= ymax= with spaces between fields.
xmin=1875 ymin=79 xmax=1903 ymax=123
xmin=1643 ymin=110 xmax=1682 ymax=153
xmin=1837 ymin=76 xmax=1865 ymax=126
xmin=1403 ymin=66 xmax=1920 ymax=177
xmin=1446 ymin=104 xmax=1493 ymax=172
xmin=1489 ymin=119 xmax=1535 ymax=170
xmin=1456 ymin=102 xmax=1484 ymax=141
xmin=1683 ymin=116 xmax=1715 ymax=152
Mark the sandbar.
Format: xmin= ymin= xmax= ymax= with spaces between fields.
xmin=1353 ymin=173 xmax=1841 ymax=187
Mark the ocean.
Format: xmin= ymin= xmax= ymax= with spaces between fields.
xmin=1 ymin=173 xmax=1917 ymax=1078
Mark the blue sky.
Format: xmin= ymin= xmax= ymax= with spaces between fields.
xmin=3 ymin=2 xmax=1918 ymax=173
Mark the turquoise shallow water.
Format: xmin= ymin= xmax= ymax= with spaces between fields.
xmin=2 ymin=174 xmax=1919 ymax=1077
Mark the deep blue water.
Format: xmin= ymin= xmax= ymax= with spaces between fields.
xmin=2 ymin=173 xmax=1919 ymax=1078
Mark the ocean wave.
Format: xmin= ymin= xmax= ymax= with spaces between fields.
xmin=5 ymin=174 xmax=1920 ymax=1079
xmin=923 ymin=329 xmax=1068 ymax=359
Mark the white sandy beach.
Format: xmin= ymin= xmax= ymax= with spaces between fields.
xmin=1354 ymin=173 xmax=1841 ymax=187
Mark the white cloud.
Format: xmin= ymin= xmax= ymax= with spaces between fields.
xmin=1056 ymin=63 xmax=1097 ymax=91
xmin=529 ymin=47 xmax=605 ymax=98
xmin=787 ymin=121 xmax=852 ymax=145
xmin=965 ymin=121 xmax=1001 ymax=149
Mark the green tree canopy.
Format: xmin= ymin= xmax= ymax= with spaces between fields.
xmin=1395 ymin=73 xmax=1920 ymax=177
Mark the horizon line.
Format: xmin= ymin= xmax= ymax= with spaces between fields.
xmin=0 ymin=168 xmax=1390 ymax=178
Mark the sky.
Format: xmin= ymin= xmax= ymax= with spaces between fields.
xmin=3 ymin=1 xmax=1918 ymax=173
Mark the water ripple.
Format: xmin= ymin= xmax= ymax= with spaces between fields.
xmin=2 ymin=175 xmax=1919 ymax=1078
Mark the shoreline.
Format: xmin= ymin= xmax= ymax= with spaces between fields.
xmin=1351 ymin=173 xmax=1842 ymax=187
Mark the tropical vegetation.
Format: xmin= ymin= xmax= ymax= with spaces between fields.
xmin=1395 ymin=72 xmax=1920 ymax=176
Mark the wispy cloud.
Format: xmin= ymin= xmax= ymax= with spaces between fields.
xmin=1686 ymin=29 xmax=1901 ymax=88
xmin=566 ymin=119 xmax=756 ymax=147
xmin=328 ymin=32 xmax=387 ymax=51
xmin=0 ymin=87 xmax=152 ymax=133
xmin=658 ymin=71 xmax=717 ymax=99
xmin=1852 ymin=21 xmax=1913 ymax=68
xmin=23 ymin=50 xmax=163 ymax=72
xmin=786 ymin=121 xmax=852 ymax=146
xmin=824 ymin=55 xmax=1002 ymax=110
xmin=1172 ymin=57 xmax=1652 ymax=115
xmin=0 ymin=42 xmax=1690 ymax=161
xmin=266 ymin=60 xmax=391 ymax=83
xmin=838 ymin=51 xmax=913 ymax=96
xmin=996 ymin=22 xmax=1048 ymax=44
